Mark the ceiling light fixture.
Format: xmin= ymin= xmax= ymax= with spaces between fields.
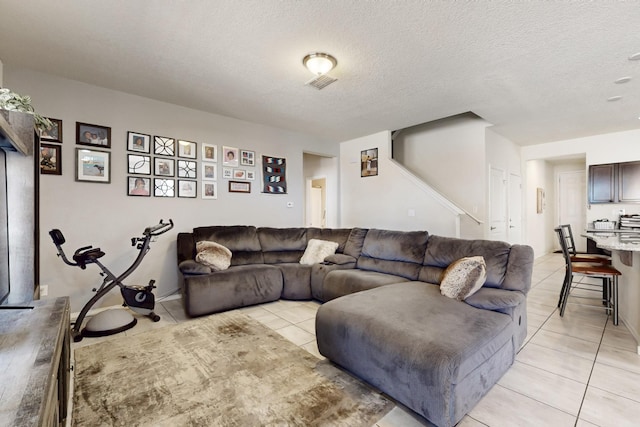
xmin=303 ymin=53 xmax=337 ymax=76
xmin=614 ymin=76 xmax=632 ymax=84
xmin=607 ymin=95 xmax=623 ymax=102
xmin=629 ymin=52 xmax=640 ymax=61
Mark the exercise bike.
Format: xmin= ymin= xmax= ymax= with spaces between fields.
xmin=49 ymin=219 xmax=174 ymax=342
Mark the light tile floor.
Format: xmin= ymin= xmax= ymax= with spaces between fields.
xmin=69 ymin=253 xmax=640 ymax=427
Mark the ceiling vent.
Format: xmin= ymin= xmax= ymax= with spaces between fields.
xmin=305 ymin=74 xmax=337 ymax=90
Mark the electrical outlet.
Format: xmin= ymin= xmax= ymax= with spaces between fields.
xmin=286 ymin=201 xmax=294 ymax=208
xmin=40 ymin=285 xmax=48 ymax=297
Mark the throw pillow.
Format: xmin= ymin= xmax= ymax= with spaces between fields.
xmin=440 ymin=256 xmax=487 ymax=301
xmin=299 ymin=239 xmax=339 ymax=265
xmin=195 ymin=240 xmax=232 ymax=271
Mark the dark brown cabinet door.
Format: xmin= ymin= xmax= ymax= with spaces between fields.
xmin=619 ymin=161 xmax=640 ymax=203
xmin=589 ymin=164 xmax=616 ymax=203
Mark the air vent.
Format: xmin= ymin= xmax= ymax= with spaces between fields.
xmin=305 ymin=74 xmax=337 ymax=90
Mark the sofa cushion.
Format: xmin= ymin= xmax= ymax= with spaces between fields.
xmin=193 ymin=226 xmax=263 ymax=265
xmin=440 ymin=256 xmax=486 ymax=301
xmin=277 ymin=263 xmax=313 ymax=300
xmin=300 ymin=239 xmax=339 ymax=265
xmin=343 ymin=228 xmax=368 ymax=258
xmin=178 ymin=259 xmax=211 ymax=275
xmin=195 ymin=241 xmax=232 ymax=271
xmin=306 ymin=228 xmax=352 ymax=253
xmin=319 ymin=269 xmax=408 ymax=302
xmin=258 ymin=227 xmax=307 ymax=264
xmin=356 ymin=229 xmax=429 ymax=280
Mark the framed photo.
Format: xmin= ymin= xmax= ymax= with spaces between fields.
xmin=229 ymin=180 xmax=250 ymax=193
xmin=202 ymin=163 xmax=217 ymax=180
xmin=154 ymin=178 xmax=175 ymax=197
xmin=222 ymin=146 xmax=239 ymax=167
xmin=127 ymin=176 xmax=150 ymax=197
xmin=177 ymin=140 xmax=197 ymax=158
xmin=246 ymin=170 xmax=256 ymax=181
xmin=39 ymin=143 xmax=61 ymax=175
xmin=76 ymin=122 xmax=111 ymax=148
xmin=127 ymin=131 xmax=150 ymax=153
xmin=233 ymin=169 xmax=246 ymax=180
xmin=76 ymin=148 xmax=110 ymax=183
xmin=178 ymin=180 xmax=197 ymax=198
xmin=154 ymin=136 xmax=175 ymax=156
xmin=202 ymin=143 xmax=217 ymax=162
xmin=202 ymin=181 xmax=218 ymax=199
xmin=154 ymin=157 xmax=175 ymax=176
xmin=41 ymin=118 xmax=63 ymax=143
xmin=177 ymin=160 xmax=197 ymax=178
xmin=240 ymin=149 xmax=255 ymax=166
xmin=361 ymin=148 xmax=378 ymax=177
xmin=128 ymin=154 xmax=151 ymax=175
xmin=222 ymin=167 xmax=233 ymax=179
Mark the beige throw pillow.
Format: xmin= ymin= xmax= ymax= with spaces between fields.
xmin=300 ymin=239 xmax=339 ymax=265
xmin=195 ymin=240 xmax=232 ymax=271
xmin=440 ymin=256 xmax=487 ymax=301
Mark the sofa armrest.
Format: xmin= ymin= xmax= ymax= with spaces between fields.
xmin=324 ymin=253 xmax=357 ymax=265
xmin=178 ymin=259 xmax=212 ymax=275
xmin=464 ymin=287 xmax=525 ymax=311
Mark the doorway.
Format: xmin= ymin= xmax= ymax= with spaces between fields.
xmin=306 ymin=178 xmax=326 ymax=228
xmin=557 ymin=170 xmax=587 ymax=252
xmin=489 ymin=166 xmax=507 ymax=241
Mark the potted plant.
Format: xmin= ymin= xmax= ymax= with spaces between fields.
xmin=0 ymin=87 xmax=52 ymax=131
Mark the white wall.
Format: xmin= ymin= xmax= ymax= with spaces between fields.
xmin=339 ymin=131 xmax=459 ymax=235
xmin=5 ymin=66 xmax=337 ymax=312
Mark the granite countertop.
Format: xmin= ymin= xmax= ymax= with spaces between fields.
xmin=584 ymin=230 xmax=640 ymax=252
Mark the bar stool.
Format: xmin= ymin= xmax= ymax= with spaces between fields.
xmin=555 ymin=226 xmax=621 ymax=325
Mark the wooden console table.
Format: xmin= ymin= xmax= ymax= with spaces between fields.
xmin=0 ymin=297 xmax=71 ymax=426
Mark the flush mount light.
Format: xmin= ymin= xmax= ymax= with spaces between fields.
xmin=303 ymin=53 xmax=337 ymax=76
xmin=615 ymin=76 xmax=632 ymax=84
xmin=629 ymin=52 xmax=640 ymax=61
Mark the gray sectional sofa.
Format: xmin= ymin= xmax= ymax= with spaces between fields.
xmin=176 ymin=226 xmax=534 ymax=427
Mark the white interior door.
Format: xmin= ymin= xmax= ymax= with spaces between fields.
xmin=558 ymin=170 xmax=587 ymax=252
xmin=309 ymin=187 xmax=323 ymax=227
xmin=508 ymin=173 xmax=522 ymax=244
xmin=489 ymin=166 xmax=507 ymax=241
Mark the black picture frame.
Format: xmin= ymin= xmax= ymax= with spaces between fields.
xmin=39 ymin=143 xmax=62 ymax=175
xmin=76 ymin=122 xmax=111 ymax=148
xmin=127 ymin=176 xmax=151 ymax=197
xmin=127 ymin=131 xmax=151 ymax=153
xmin=41 ymin=118 xmax=63 ymax=143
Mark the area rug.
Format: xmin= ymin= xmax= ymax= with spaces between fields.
xmin=72 ymin=311 xmax=393 ymax=426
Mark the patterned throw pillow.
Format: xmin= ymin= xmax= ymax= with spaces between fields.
xmin=299 ymin=239 xmax=339 ymax=265
xmin=195 ymin=240 xmax=232 ymax=271
xmin=440 ymin=256 xmax=487 ymax=301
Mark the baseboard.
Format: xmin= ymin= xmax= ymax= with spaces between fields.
xmin=619 ymin=313 xmax=640 ymax=355
xmin=71 ymin=294 xmax=182 ymax=322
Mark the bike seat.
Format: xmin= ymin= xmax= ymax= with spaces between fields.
xmin=73 ymin=247 xmax=105 ymax=269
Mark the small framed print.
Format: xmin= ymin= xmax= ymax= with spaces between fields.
xmin=76 ymin=122 xmax=111 ymax=148
xmin=202 ymin=181 xmax=218 ymax=199
xmin=40 ymin=143 xmax=61 ymax=175
xmin=202 ymin=143 xmax=217 ymax=162
xmin=154 ymin=157 xmax=175 ymax=176
xmin=202 ymin=163 xmax=217 ymax=180
xmin=154 ymin=136 xmax=175 ymax=156
xmin=233 ymin=169 xmax=246 ymax=180
xmin=222 ymin=146 xmax=239 ymax=167
xmin=41 ymin=118 xmax=62 ymax=143
xmin=128 ymin=154 xmax=151 ymax=175
xmin=127 ymin=131 xmax=150 ymax=153
xmin=128 ymin=176 xmax=150 ymax=197
xmin=177 ymin=160 xmax=197 ymax=178
xmin=178 ymin=180 xmax=197 ymax=198
xmin=76 ymin=148 xmax=110 ymax=183
xmin=177 ymin=140 xmax=197 ymax=158
xmin=154 ymin=178 xmax=175 ymax=197
xmin=229 ymin=180 xmax=250 ymax=193
xmin=222 ymin=167 xmax=233 ymax=179
xmin=246 ymin=170 xmax=256 ymax=181
xmin=240 ymin=149 xmax=255 ymax=166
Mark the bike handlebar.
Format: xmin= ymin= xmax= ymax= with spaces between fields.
xmin=144 ymin=219 xmax=174 ymax=237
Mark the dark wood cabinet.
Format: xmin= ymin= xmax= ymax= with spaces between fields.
xmin=589 ymin=161 xmax=640 ymax=204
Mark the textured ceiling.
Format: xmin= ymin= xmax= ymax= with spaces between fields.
xmin=1 ymin=1 xmax=639 ymax=145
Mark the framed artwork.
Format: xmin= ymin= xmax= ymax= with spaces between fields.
xmin=262 ymin=155 xmax=287 ymax=194
xmin=222 ymin=167 xmax=233 ymax=179
xmin=240 ymin=149 xmax=255 ymax=166
xmin=202 ymin=143 xmax=217 ymax=162
xmin=177 ymin=160 xmax=197 ymax=178
xmin=76 ymin=148 xmax=110 ymax=183
xmin=41 ymin=118 xmax=63 ymax=143
xmin=222 ymin=146 xmax=239 ymax=167
xmin=361 ymin=148 xmax=378 ymax=177
xmin=246 ymin=170 xmax=255 ymax=181
xmin=154 ymin=136 xmax=175 ymax=156
xmin=154 ymin=157 xmax=175 ymax=176
xmin=127 ymin=176 xmax=151 ymax=197
xmin=202 ymin=163 xmax=217 ymax=180
xmin=127 ymin=131 xmax=151 ymax=153
xmin=202 ymin=181 xmax=218 ymax=199
xmin=177 ymin=140 xmax=197 ymax=158
xmin=128 ymin=154 xmax=151 ymax=175
xmin=76 ymin=122 xmax=111 ymax=148
xmin=39 ymin=143 xmax=61 ymax=175
xmin=178 ymin=180 xmax=197 ymax=198
xmin=233 ymin=169 xmax=246 ymax=180
xmin=229 ymin=180 xmax=251 ymax=193
xmin=154 ymin=178 xmax=175 ymax=197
